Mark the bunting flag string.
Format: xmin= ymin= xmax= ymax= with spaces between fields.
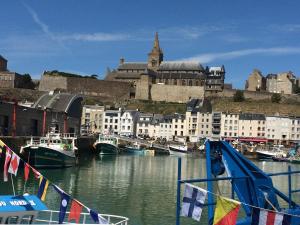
xmin=0 ymin=138 xmax=106 ymax=224
xmin=180 ymin=182 xmax=299 ymax=224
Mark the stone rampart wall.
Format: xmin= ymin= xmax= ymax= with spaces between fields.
xmin=150 ymin=84 xmax=205 ymax=103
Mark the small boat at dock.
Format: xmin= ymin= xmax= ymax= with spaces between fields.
xmin=94 ymin=135 xmax=119 ymax=155
xmin=169 ymin=144 xmax=189 ymax=155
xmin=124 ymin=142 xmax=145 ymax=155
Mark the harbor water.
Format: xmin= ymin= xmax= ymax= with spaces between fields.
xmin=1 ymin=153 xmax=300 ymax=225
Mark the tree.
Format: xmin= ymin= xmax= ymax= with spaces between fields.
xmin=22 ymin=74 xmax=35 ymax=89
xmin=271 ymin=93 xmax=281 ymax=103
xmin=233 ymin=90 xmax=245 ymax=102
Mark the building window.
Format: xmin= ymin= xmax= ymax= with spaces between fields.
xmin=182 ymin=80 xmax=186 ymax=86
xmin=195 ymin=81 xmax=199 ymax=86
xmin=173 ymin=79 xmax=177 ymax=85
xmin=188 ymin=80 xmax=193 ymax=86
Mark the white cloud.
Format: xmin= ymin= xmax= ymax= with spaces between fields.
xmin=270 ymin=24 xmax=300 ymax=32
xmin=179 ymin=47 xmax=300 ymax=63
xmin=57 ymin=33 xmax=131 ymax=42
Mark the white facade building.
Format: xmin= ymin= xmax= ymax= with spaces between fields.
xmin=290 ymin=117 xmax=300 ymax=142
xmin=221 ymin=113 xmax=239 ymax=138
xmin=120 ymin=110 xmax=140 ymax=136
xmin=103 ymin=109 xmax=122 ymax=135
xmin=266 ymin=116 xmax=291 ymax=144
xmin=238 ymin=113 xmax=266 ymax=139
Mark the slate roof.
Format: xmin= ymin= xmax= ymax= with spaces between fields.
xmin=186 ymin=98 xmax=212 ymax=113
xmin=239 ymin=113 xmax=266 ymax=120
xmin=118 ymin=63 xmax=148 ymax=70
xmin=34 ymin=93 xmax=82 ymax=113
xmin=158 ymin=61 xmax=204 ymax=71
xmin=266 ymin=74 xmax=277 ymax=79
xmin=156 ymin=72 xmax=206 ymax=79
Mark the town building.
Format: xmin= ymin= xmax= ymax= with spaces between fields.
xmin=81 ymin=105 xmax=105 ymax=134
xmin=105 ymin=33 xmax=225 ymax=102
xmin=245 ymin=69 xmax=266 ymax=91
xmin=156 ymin=115 xmax=173 ymax=141
xmin=266 ymin=116 xmax=291 ymax=144
xmin=266 ymin=72 xmax=296 ymax=94
xmin=238 ymin=113 xmax=266 ymax=140
xmin=172 ymin=114 xmax=186 ymax=138
xmin=185 ymin=98 xmax=212 ymax=141
xmin=102 ymin=109 xmax=122 ymax=135
xmin=221 ymin=113 xmax=239 ymax=139
xmin=0 ymin=93 xmax=83 ymax=136
xmin=120 ymin=110 xmax=140 ymax=136
xmin=136 ymin=113 xmax=154 ymax=137
xmin=0 ymin=55 xmax=32 ymax=88
xmin=290 ymin=117 xmax=300 ymax=142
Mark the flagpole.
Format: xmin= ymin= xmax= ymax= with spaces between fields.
xmin=11 ymin=173 xmax=15 ymax=196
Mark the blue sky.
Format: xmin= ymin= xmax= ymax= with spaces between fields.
xmin=1 ymin=0 xmax=300 ymax=88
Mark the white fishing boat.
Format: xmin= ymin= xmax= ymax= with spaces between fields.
xmin=169 ymin=144 xmax=189 ymax=155
xmin=256 ymin=146 xmax=286 ymax=160
xmin=94 ymin=135 xmax=119 ymax=155
xmin=20 ymin=127 xmax=78 ymax=168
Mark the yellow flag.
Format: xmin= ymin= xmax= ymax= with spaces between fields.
xmin=213 ymin=196 xmax=241 ymax=225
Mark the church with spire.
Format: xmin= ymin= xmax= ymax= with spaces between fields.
xmin=105 ymin=32 xmax=225 ymax=101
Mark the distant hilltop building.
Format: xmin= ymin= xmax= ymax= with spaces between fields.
xmin=0 ymin=55 xmax=33 ymax=89
xmin=245 ymin=69 xmax=299 ymax=95
xmin=105 ymin=32 xmax=225 ymax=102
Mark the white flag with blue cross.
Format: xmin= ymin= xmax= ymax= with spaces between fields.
xmin=181 ymin=183 xmax=207 ymax=221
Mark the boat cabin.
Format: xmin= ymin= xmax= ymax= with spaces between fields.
xmin=0 ymin=195 xmax=47 ymax=224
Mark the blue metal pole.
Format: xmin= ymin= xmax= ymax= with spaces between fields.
xmin=231 ymin=171 xmax=235 ymax=200
xmin=206 ymin=141 xmax=214 ymax=224
xmin=176 ymin=157 xmax=182 ymax=225
xmin=288 ymin=165 xmax=292 ymax=208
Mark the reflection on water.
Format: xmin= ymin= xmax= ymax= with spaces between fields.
xmin=0 ymin=154 xmax=300 ymax=225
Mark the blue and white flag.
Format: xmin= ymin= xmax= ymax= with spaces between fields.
xmin=53 ymin=185 xmax=70 ymax=224
xmin=181 ymin=183 xmax=207 ymax=221
xmin=89 ymin=208 xmax=109 ymax=224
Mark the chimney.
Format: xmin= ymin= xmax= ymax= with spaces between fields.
xmin=120 ymin=58 xmax=125 ymax=65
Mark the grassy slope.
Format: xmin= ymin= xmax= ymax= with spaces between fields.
xmin=125 ymin=98 xmax=300 ymax=116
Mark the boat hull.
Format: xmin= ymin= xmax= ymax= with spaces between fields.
xmin=21 ymin=146 xmax=75 ymax=168
xmin=124 ymin=147 xmax=144 ymax=155
xmin=169 ymin=146 xmax=189 ymax=156
xmin=256 ymin=151 xmax=277 ymax=160
xmin=95 ymin=143 xmax=118 ymax=155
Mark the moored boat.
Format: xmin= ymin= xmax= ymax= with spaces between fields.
xmin=20 ymin=130 xmax=78 ymax=168
xmin=94 ymin=135 xmax=119 ymax=155
xmin=256 ymin=146 xmax=286 ymax=160
xmin=125 ymin=143 xmax=145 ymax=155
xmin=169 ymin=144 xmax=189 ymax=155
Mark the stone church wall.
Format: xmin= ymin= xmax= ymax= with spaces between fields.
xmin=150 ymin=84 xmax=205 ymax=103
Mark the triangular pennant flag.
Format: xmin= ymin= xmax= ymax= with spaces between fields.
xmin=31 ymin=167 xmax=41 ymax=179
xmin=89 ymin=209 xmax=108 ymax=224
xmin=3 ymin=147 xmax=12 ymax=182
xmin=24 ymin=163 xmax=30 ymax=181
xmin=68 ymin=199 xmax=83 ymax=223
xmin=37 ymin=176 xmax=49 ymax=201
xmin=213 ymin=196 xmax=241 ymax=225
xmin=59 ymin=192 xmax=70 ymax=224
xmin=0 ymin=139 xmax=4 ymax=156
xmin=8 ymin=152 xmax=20 ymax=176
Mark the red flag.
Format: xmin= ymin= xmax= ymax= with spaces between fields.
xmin=24 ymin=163 xmax=30 ymax=181
xmin=8 ymin=152 xmax=20 ymax=176
xmin=3 ymin=147 xmax=12 ymax=182
xmin=31 ymin=167 xmax=41 ymax=179
xmin=68 ymin=199 xmax=83 ymax=223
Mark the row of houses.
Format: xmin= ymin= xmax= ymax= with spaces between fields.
xmin=81 ymin=99 xmax=300 ymax=144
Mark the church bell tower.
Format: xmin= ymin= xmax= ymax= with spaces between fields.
xmin=147 ymin=32 xmax=163 ymax=71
